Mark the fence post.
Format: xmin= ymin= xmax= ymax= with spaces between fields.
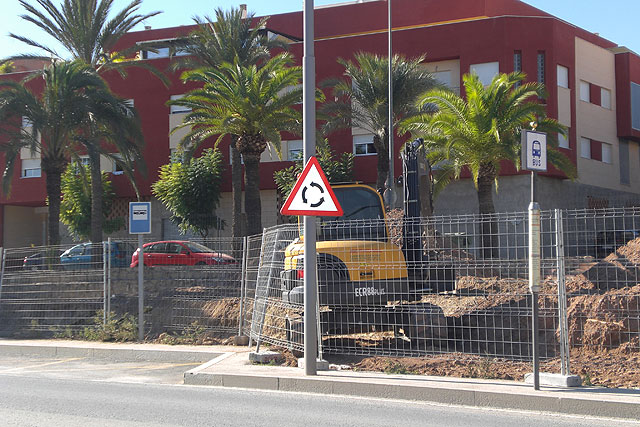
xmin=102 ymin=242 xmax=107 ymax=326
xmin=0 ymin=247 xmax=4 ymax=310
xmin=238 ymin=236 xmax=249 ymax=336
xmin=107 ymin=237 xmax=111 ymax=317
xmin=555 ymin=209 xmax=570 ymax=375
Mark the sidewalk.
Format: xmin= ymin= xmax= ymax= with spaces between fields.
xmin=185 ymin=350 xmax=640 ymax=420
xmin=1 ymin=339 xmax=638 ymax=420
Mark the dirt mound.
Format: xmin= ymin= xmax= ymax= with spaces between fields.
xmin=336 ymin=343 xmax=640 ymax=388
xmin=202 ymin=298 xmax=241 ymax=324
xmin=421 ymin=276 xmax=548 ymax=317
xmin=567 ymin=284 xmax=640 ymax=348
xmin=583 ymin=238 xmax=640 ymax=290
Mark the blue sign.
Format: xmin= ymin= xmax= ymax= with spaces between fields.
xmin=521 ymin=130 xmax=547 ymax=172
xmin=129 ymin=202 xmax=151 ymax=234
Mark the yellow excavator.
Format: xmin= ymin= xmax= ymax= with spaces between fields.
xmin=280 ymin=140 xmax=455 ymax=346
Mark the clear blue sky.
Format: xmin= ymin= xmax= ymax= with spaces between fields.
xmin=0 ymin=0 xmax=638 ymax=58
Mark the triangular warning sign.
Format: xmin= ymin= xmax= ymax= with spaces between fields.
xmin=280 ymin=156 xmax=344 ymax=217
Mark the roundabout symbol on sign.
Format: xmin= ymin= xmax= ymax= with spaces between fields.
xmin=302 ymin=182 xmax=325 ymax=208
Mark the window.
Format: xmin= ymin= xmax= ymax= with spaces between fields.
xmin=620 ymin=140 xmax=630 ymax=185
xmin=632 ymin=82 xmax=640 ymax=130
xmin=470 ymin=62 xmax=499 ymax=86
xmin=537 ymin=52 xmax=545 ymax=84
xmin=353 ymin=134 xmax=376 ymax=156
xmin=170 ymin=94 xmax=191 ymax=114
xmin=142 ymin=47 xmax=170 ymax=59
xmin=580 ymin=137 xmax=591 ymax=159
xmin=513 ymin=51 xmax=522 ymax=72
xmin=22 ymin=116 xmax=33 ymax=128
xmin=21 ymin=158 xmax=41 ymax=178
xmin=558 ymin=132 xmax=569 ymax=149
xmin=287 ymin=140 xmax=303 ymax=161
xmin=601 ymin=88 xmax=611 ymax=109
xmin=112 ymin=154 xmax=124 ymax=175
xmin=78 ymin=156 xmax=90 ymax=166
xmin=580 ymin=81 xmax=591 ymax=102
xmin=432 ymin=70 xmax=452 ymax=88
xmin=601 ymin=142 xmax=612 ymax=164
xmin=557 ymin=65 xmax=569 ymax=88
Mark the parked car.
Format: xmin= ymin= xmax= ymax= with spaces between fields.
xmin=130 ymin=240 xmax=237 ymax=267
xmin=594 ymin=229 xmax=640 ymax=258
xmin=60 ymin=241 xmax=136 ymax=269
xmin=23 ymin=249 xmax=64 ymax=270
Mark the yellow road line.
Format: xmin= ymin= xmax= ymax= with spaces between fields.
xmin=0 ymin=357 xmax=85 ymax=373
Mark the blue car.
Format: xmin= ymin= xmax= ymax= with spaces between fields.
xmin=60 ymin=241 xmax=135 ymax=269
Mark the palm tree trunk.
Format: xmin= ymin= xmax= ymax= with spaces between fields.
xmin=373 ymin=133 xmax=389 ymax=194
xmin=231 ymin=142 xmax=244 ymax=238
xmin=88 ymin=146 xmax=103 ymax=263
xmin=476 ymin=163 xmax=498 ymax=259
xmin=88 ymin=146 xmax=102 ymax=244
xmin=43 ymin=162 xmax=63 ymax=246
xmin=243 ymin=153 xmax=262 ymax=236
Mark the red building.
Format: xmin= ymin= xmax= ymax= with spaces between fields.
xmin=1 ymin=0 xmax=639 ymax=247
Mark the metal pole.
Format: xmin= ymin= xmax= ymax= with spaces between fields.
xmin=384 ymin=0 xmax=395 ymax=208
xmin=107 ymin=237 xmax=111 ymax=317
xmin=102 ymin=241 xmax=107 ymax=325
xmin=554 ymin=209 xmax=570 ymax=376
xmin=529 ymin=171 xmax=541 ymax=390
xmin=303 ymin=0 xmax=318 ymax=376
xmin=0 ymin=247 xmax=4 ymax=306
xmin=238 ymin=236 xmax=248 ymax=336
xmin=138 ymin=234 xmax=144 ymax=341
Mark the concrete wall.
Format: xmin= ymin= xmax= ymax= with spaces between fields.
xmin=3 ymin=206 xmax=45 ymax=247
xmin=434 ymin=175 xmax=640 ymax=216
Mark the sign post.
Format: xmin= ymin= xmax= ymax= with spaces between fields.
xmin=129 ymin=202 xmax=151 ymax=342
xmin=281 ymin=156 xmax=343 ymax=375
xmin=521 ymin=130 xmax=547 ymax=390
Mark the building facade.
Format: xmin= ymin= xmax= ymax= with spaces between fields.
xmin=1 ymin=0 xmax=639 ymax=247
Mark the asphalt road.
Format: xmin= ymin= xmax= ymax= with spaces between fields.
xmin=0 ymin=356 xmax=635 ymax=427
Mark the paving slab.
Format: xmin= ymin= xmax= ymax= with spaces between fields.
xmin=185 ymin=350 xmax=640 ymax=421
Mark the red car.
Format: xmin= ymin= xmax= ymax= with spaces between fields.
xmin=130 ymin=240 xmax=236 ymax=267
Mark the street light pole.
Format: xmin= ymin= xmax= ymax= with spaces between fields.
xmin=384 ymin=0 xmax=395 ymax=208
xmin=302 ymin=0 xmax=318 ymax=376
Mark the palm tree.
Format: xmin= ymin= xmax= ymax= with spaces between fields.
xmin=171 ymin=6 xmax=287 ymax=239
xmin=8 ymin=0 xmax=162 ymax=245
xmin=402 ymin=71 xmax=576 ymax=257
xmin=321 ymin=52 xmax=439 ymax=193
xmin=0 ymin=60 xmax=127 ymax=245
xmin=169 ymin=54 xmax=303 ymax=235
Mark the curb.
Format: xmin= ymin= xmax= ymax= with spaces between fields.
xmin=184 ymin=371 xmax=640 ymax=421
xmin=0 ymin=344 xmax=221 ymax=363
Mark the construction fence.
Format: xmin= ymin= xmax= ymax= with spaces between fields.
xmin=0 ymin=207 xmax=638 ymax=370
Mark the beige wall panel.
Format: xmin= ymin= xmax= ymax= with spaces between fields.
xmin=574 ymin=37 xmax=631 ymax=192
xmin=169 ymin=113 xmax=189 ymax=150
xmin=4 ymin=206 xmax=45 ymax=247
xmin=557 ymin=87 xmax=572 ymax=127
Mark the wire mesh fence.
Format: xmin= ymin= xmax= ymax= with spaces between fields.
xmin=0 ymin=206 xmax=638 ymax=370
xmin=246 ymin=207 xmax=640 ymax=364
xmin=560 ymin=207 xmax=640 ymax=353
xmin=0 ymin=237 xmax=246 ymax=338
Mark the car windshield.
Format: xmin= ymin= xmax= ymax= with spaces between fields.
xmin=182 ymin=242 xmax=215 ymax=253
xmin=317 ymin=186 xmax=387 ymax=242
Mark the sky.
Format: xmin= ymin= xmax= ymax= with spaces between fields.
xmin=0 ymin=0 xmax=638 ymax=58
